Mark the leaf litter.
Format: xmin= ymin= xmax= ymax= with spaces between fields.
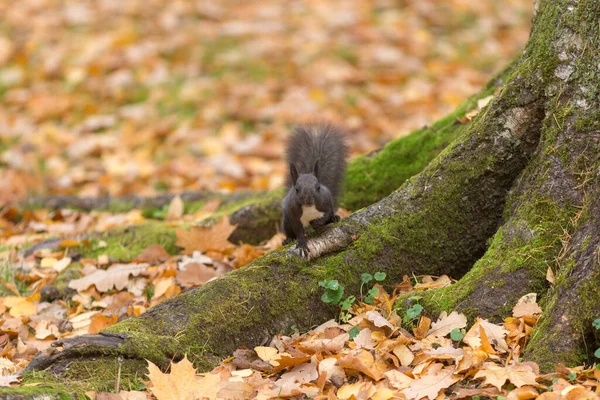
xmin=138 ymin=289 xmax=600 ymax=399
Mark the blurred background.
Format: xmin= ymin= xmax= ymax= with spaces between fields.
xmin=0 ymin=0 xmax=533 ymax=205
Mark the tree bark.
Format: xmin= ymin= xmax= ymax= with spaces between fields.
xmin=26 ymin=0 xmax=600 ymax=385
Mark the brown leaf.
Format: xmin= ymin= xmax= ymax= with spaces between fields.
xmin=175 ymin=216 xmax=237 ymax=254
xmin=338 ymin=349 xmax=387 ymax=381
xmin=176 ymin=263 xmax=217 ymax=288
xmin=134 ymin=244 xmax=169 ymax=264
xmin=413 ymin=316 xmax=431 ymax=339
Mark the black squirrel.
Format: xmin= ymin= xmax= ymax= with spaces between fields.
xmin=281 ymin=123 xmax=348 ymax=256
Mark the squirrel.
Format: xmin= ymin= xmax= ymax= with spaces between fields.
xmin=281 ymin=123 xmax=348 ymax=256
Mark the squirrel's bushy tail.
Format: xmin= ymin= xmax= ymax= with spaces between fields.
xmin=285 ymin=123 xmax=348 ymax=202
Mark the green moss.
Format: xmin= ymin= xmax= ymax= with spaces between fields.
xmin=82 ymin=221 xmax=178 ymax=261
xmin=0 ymin=386 xmax=81 ymax=400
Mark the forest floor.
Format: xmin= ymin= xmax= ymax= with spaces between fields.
xmin=2 ymin=0 xmax=599 ymax=399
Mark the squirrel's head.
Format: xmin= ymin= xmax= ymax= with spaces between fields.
xmin=290 ymin=162 xmax=320 ymax=206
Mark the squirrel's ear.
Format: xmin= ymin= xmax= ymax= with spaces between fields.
xmin=290 ymin=164 xmax=299 ymax=185
xmin=313 ymin=160 xmax=319 ymax=177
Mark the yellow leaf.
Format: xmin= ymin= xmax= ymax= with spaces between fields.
xmin=8 ymin=298 xmax=36 ymax=318
xmin=392 ymin=344 xmax=414 ymax=367
xmin=40 ymin=257 xmax=57 ymax=268
xmin=147 ymin=355 xmax=202 ymax=400
xmin=254 ymin=346 xmax=279 ymax=363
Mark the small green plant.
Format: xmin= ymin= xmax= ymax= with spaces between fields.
xmin=0 ymin=255 xmax=29 ymax=296
xmin=567 ymin=372 xmax=577 ymax=382
xmin=348 ymin=326 xmax=361 ymax=340
xmin=319 ymin=272 xmax=387 ymax=322
xmin=594 ymin=318 xmax=600 ymax=359
xmin=145 ymin=284 xmax=155 ymax=303
xmin=318 ymin=279 xmax=344 ymax=305
xmin=450 ymin=328 xmax=466 ymax=341
xmin=404 ymin=296 xmax=424 ymax=324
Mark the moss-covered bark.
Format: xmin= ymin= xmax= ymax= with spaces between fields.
xmin=397 ymin=0 xmax=600 ymax=370
xmin=25 ymin=0 xmax=600 ymax=388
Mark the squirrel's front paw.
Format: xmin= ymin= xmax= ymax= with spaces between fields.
xmin=332 ymin=215 xmax=341 ymax=223
xmin=310 ymin=219 xmax=325 ymax=230
xmin=296 ymin=241 xmax=309 ymax=257
xmin=282 ymin=237 xmax=294 ymax=246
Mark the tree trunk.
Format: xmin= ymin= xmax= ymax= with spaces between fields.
xmin=26 ymin=0 xmax=600 ymax=386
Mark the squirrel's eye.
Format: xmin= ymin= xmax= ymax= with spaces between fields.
xmin=295 ymin=187 xmax=299 ymax=193
xmin=316 ymin=184 xmax=320 ymax=191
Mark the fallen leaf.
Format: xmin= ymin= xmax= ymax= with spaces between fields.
xmin=546 ymin=267 xmax=555 ymax=284
xmin=392 ymin=344 xmax=414 ymax=367
xmin=175 ymin=216 xmax=237 ymax=254
xmin=134 ymin=244 xmax=169 ymax=264
xmin=34 ymin=320 xmax=60 ymax=340
xmin=147 ymin=355 xmax=202 ymax=400
xmin=0 ymin=375 xmax=21 ymax=387
xmin=68 ymin=263 xmax=149 ymax=292
xmin=427 ymin=311 xmax=467 ymax=338
xmin=176 ymin=262 xmax=217 ymax=288
xmin=513 ymin=293 xmax=542 ymax=318
xmin=165 ymin=195 xmax=184 ymax=221
xmin=365 ymin=310 xmax=394 ymax=330
xmin=254 ymin=346 xmax=279 ymax=363
xmin=338 ymin=349 xmax=387 ymax=381
xmin=8 ymin=298 xmax=36 ymax=318
xmin=88 ymin=313 xmax=119 ymax=334
xmin=53 ymin=257 xmax=72 ymax=273
xmin=233 ymin=244 xmax=265 ymax=268
xmin=402 ymin=364 xmax=459 ymax=400
xmin=353 ymin=327 xmax=375 ymax=349
xmin=474 ymin=362 xmax=538 ymax=390
xmin=337 ymin=381 xmax=376 ymax=400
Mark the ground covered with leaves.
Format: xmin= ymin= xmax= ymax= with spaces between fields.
xmin=5 ymin=0 xmax=599 ymax=399
xmin=1 ymin=0 xmax=532 ymax=202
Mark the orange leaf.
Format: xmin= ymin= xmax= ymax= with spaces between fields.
xmin=175 ymin=216 xmax=237 ymax=254
xmin=88 ymin=314 xmax=119 ymax=334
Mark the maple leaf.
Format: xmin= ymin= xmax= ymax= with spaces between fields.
xmin=147 ymin=355 xmax=202 ymax=400
xmin=175 ymin=216 xmax=237 ymax=254
xmin=427 ymin=311 xmax=467 ymax=338
xmin=402 ymin=364 xmax=459 ymax=400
